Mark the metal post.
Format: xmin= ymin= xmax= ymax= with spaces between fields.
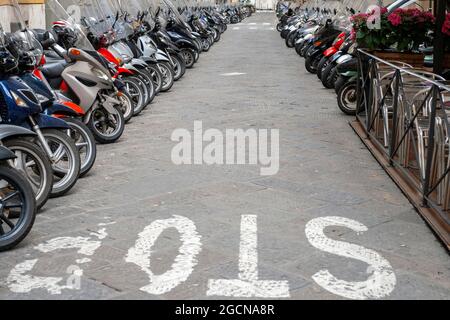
xmin=433 ymin=0 xmax=445 ymax=75
xmin=423 ymin=85 xmax=439 ymax=207
xmin=389 ymin=70 xmax=401 ymax=166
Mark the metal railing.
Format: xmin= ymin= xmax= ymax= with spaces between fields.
xmin=356 ymin=49 xmax=450 ymax=231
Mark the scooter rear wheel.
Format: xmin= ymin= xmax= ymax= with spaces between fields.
xmin=42 ymin=129 xmax=81 ymax=198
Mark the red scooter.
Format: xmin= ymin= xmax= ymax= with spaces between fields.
xmin=316 ymin=31 xmax=347 ymax=80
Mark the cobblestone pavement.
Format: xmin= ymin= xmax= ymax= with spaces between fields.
xmin=0 ymin=12 xmax=449 ymax=300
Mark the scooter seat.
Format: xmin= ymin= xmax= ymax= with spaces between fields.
xmin=44 ymin=50 xmax=65 ymax=61
xmin=41 ymin=62 xmax=67 ymax=79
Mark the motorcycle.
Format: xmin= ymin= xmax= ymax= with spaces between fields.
xmin=42 ymin=0 xmax=126 ymax=144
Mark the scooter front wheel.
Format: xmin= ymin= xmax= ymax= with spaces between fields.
xmin=122 ymin=76 xmax=146 ymax=118
xmin=147 ymin=64 xmax=163 ymax=94
xmin=63 ymin=117 xmax=97 ymax=178
xmin=0 ymin=165 xmax=36 ymax=252
xmin=159 ymin=62 xmax=175 ymax=92
xmin=41 ymin=129 xmax=81 ymax=198
xmin=3 ymin=138 xmax=53 ymax=210
xmin=170 ymin=53 xmax=186 ymax=81
xmin=181 ymin=49 xmax=195 ymax=68
xmin=88 ymin=105 xmax=125 ymax=144
xmin=277 ymin=23 xmax=283 ymax=32
xmin=305 ymin=55 xmax=320 ymax=74
xmin=337 ymin=81 xmax=358 ymax=116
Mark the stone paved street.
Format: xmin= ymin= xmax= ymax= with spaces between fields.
xmin=0 ymin=12 xmax=449 ymax=300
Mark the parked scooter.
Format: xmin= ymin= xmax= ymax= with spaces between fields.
xmin=42 ymin=0 xmax=126 ymax=144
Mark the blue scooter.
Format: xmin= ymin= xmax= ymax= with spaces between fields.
xmin=0 ymin=30 xmax=81 ymax=198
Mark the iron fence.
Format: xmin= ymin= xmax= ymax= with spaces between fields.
xmin=355 ymin=49 xmax=450 ymax=247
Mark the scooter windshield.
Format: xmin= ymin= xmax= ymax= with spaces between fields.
xmin=131 ymin=0 xmax=158 ymax=30
xmin=0 ymin=0 xmax=43 ymax=63
xmin=96 ymin=0 xmax=134 ymax=41
xmin=45 ymin=0 xmax=96 ymax=51
xmin=161 ymin=0 xmax=186 ymax=25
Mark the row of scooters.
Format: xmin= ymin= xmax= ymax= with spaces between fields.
xmin=0 ymin=0 xmax=247 ymax=251
xmin=277 ymin=0 xmax=450 ymax=116
xmin=278 ymin=5 xmax=361 ymax=116
xmin=277 ymin=7 xmax=358 ymax=115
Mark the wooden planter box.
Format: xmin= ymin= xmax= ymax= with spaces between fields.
xmin=372 ymin=51 xmax=425 ymax=68
xmin=444 ymin=54 xmax=450 ymax=69
xmin=371 ymin=51 xmax=450 ymax=69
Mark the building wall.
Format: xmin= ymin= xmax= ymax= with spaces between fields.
xmin=0 ymin=0 xmax=45 ymax=31
xmin=254 ymin=0 xmax=276 ymax=10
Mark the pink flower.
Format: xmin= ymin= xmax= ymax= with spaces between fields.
xmin=350 ymin=28 xmax=356 ymax=40
xmin=393 ymin=8 xmax=405 ymax=15
xmin=443 ymin=20 xmax=450 ymax=36
xmin=406 ymin=8 xmax=421 ymax=17
xmin=380 ymin=7 xmax=388 ymax=14
xmin=421 ymin=11 xmax=435 ymax=23
xmin=388 ymin=13 xmax=402 ymax=26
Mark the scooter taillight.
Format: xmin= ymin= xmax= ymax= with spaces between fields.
xmin=33 ymin=69 xmax=43 ymax=80
xmin=39 ymin=55 xmax=46 ymax=67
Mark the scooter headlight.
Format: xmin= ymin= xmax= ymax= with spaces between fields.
xmin=10 ymin=91 xmax=28 ymax=108
xmin=92 ymin=68 xmax=109 ymax=81
xmin=35 ymin=93 xmax=50 ymax=104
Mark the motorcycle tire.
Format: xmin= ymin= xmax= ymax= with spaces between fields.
xmin=181 ymin=49 xmax=195 ymax=69
xmin=277 ymin=23 xmax=283 ymax=32
xmin=170 ymin=53 xmax=186 ymax=81
xmin=337 ymin=81 xmax=358 ymax=116
xmin=3 ymin=138 xmax=53 ymax=211
xmin=137 ymin=69 xmax=156 ymax=106
xmin=147 ymin=64 xmax=163 ymax=94
xmin=300 ymin=44 xmax=311 ymax=57
xmin=214 ymin=30 xmax=221 ymax=42
xmin=122 ymin=76 xmax=146 ymax=119
xmin=158 ymin=62 xmax=175 ymax=92
xmin=305 ymin=55 xmax=320 ymax=74
xmin=0 ymin=165 xmax=36 ymax=252
xmin=63 ymin=117 xmax=97 ymax=178
xmin=335 ymin=75 xmax=348 ymax=95
xmin=194 ymin=49 xmax=200 ymax=62
xmin=41 ymin=129 xmax=81 ymax=198
xmin=202 ymin=38 xmax=211 ymax=52
xmin=324 ymin=68 xmax=339 ymax=90
xmin=316 ymin=56 xmax=329 ymax=80
xmin=285 ymin=31 xmax=295 ymax=48
xmin=320 ymin=63 xmax=334 ymax=88
xmin=295 ymin=41 xmax=305 ymax=56
xmin=88 ymin=104 xmax=125 ymax=145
